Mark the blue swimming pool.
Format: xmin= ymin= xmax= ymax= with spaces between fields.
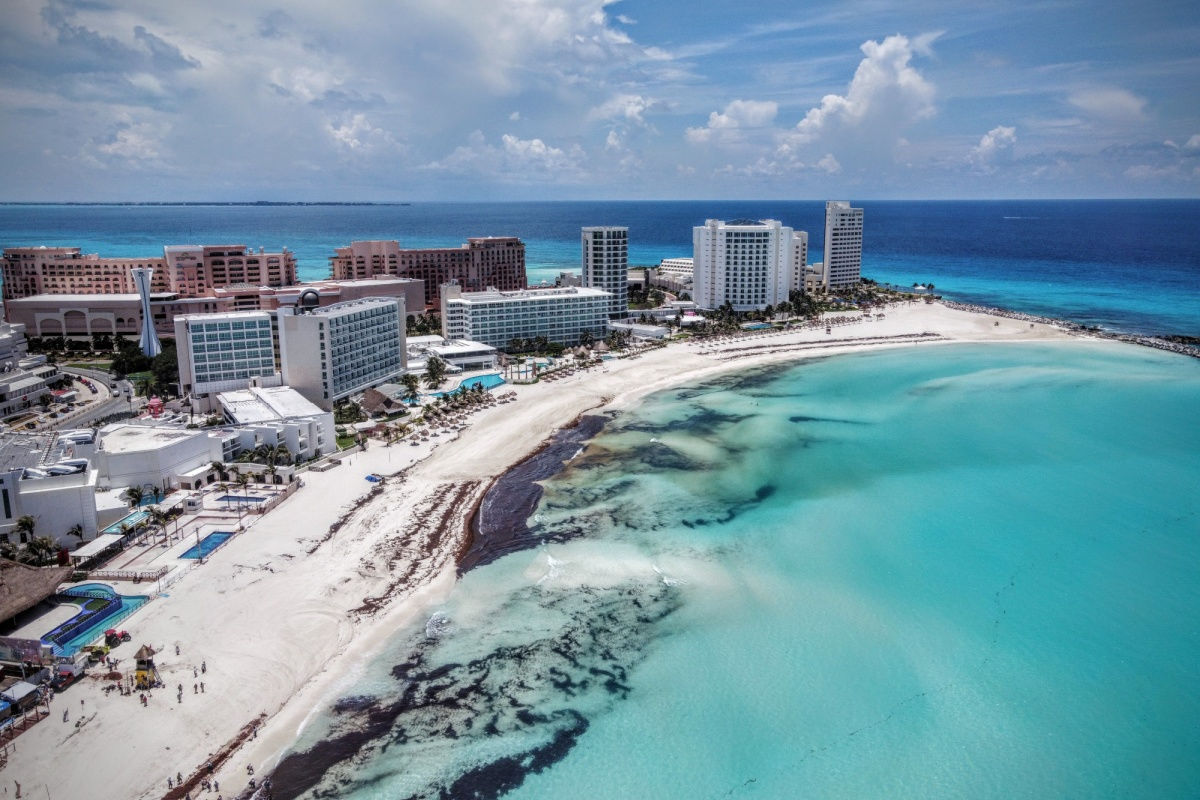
xmin=102 ymin=509 xmax=150 ymax=534
xmin=46 ymin=585 xmax=149 ymax=656
xmin=216 ymin=494 xmax=266 ymax=503
xmin=431 ymin=373 xmax=505 ymax=398
xmin=180 ymin=531 xmax=234 ymax=559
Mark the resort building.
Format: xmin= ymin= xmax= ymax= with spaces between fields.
xmin=4 ymin=276 xmax=422 ymax=340
xmin=0 ymin=433 xmax=100 ymax=545
xmin=651 ymin=258 xmax=694 ymax=294
xmin=581 ymin=227 xmax=629 ymax=319
xmin=88 ymin=424 xmax=220 ymax=497
xmin=0 ymin=364 xmax=59 ymax=419
xmin=406 ymin=335 xmax=499 ymax=372
xmin=329 ymin=238 xmax=526 ymax=309
xmin=791 ymin=231 xmax=810 ymax=292
xmin=440 ymin=284 xmax=612 ymax=350
xmin=1 ymin=244 xmax=297 ymax=310
xmin=278 ymin=297 xmax=406 ymax=410
xmin=215 ymin=386 xmax=334 ymax=464
xmin=804 ymin=262 xmax=829 ymax=294
xmin=824 ymin=201 xmax=864 ymax=289
xmin=174 ymin=311 xmax=281 ymax=400
xmin=692 ymin=219 xmax=795 ymax=311
xmin=0 ymin=321 xmax=31 ymax=369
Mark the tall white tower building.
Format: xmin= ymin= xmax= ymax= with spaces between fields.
xmin=692 ymin=219 xmax=794 ymax=311
xmin=790 ymin=230 xmax=809 ymax=293
xmin=131 ymin=266 xmax=162 ymax=357
xmin=581 ymin=226 xmax=628 ymax=319
xmin=823 ymin=201 xmax=863 ymax=289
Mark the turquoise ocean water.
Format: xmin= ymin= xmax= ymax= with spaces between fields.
xmin=274 ymin=341 xmax=1200 ymax=799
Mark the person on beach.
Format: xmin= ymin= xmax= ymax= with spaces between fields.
xmin=200 ymin=682 xmax=205 ymax=693
xmin=177 ymin=772 xmax=183 ymax=784
xmin=194 ymin=683 xmax=198 ymax=694
xmin=201 ymin=660 xmax=206 ymax=674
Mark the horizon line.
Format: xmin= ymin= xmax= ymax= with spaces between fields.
xmin=1 ymin=197 xmax=1197 ymax=206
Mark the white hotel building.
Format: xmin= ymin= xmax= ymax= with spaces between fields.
xmin=692 ymin=219 xmax=796 ymax=311
xmin=279 ymin=297 xmax=406 ymax=410
xmin=440 ymin=284 xmax=612 ymax=349
xmin=175 ymin=311 xmax=280 ymax=399
xmin=581 ymin=227 xmax=628 ymax=319
xmin=824 ymin=201 xmax=864 ymax=289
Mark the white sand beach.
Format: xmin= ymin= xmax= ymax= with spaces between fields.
xmin=4 ymin=302 xmax=1080 ymax=799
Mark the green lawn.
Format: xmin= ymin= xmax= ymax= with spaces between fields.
xmin=335 ymin=434 xmax=358 ymax=450
xmin=66 ymin=361 xmax=114 ymax=372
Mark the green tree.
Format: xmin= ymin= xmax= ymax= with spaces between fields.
xmin=66 ymin=523 xmax=84 ymax=540
xmin=424 ymin=355 xmax=447 ymax=389
xmin=578 ymin=329 xmax=595 ymax=348
xmin=22 ymin=536 xmax=57 ymax=566
xmin=122 ymin=485 xmax=145 ymax=508
xmin=151 ymin=343 xmax=179 ymax=392
xmin=401 ymin=373 xmax=423 ymax=405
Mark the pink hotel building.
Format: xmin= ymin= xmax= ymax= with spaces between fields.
xmin=329 ymin=238 xmax=526 ymax=308
xmin=1 ymin=245 xmax=423 ymax=338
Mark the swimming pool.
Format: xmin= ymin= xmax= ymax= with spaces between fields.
xmin=45 ymin=585 xmax=149 ymax=656
xmin=180 ymin=531 xmax=234 ymax=559
xmin=216 ymin=494 xmax=266 ymax=503
xmin=430 ymin=373 xmax=505 ymax=398
xmin=101 ymin=509 xmax=150 ymax=534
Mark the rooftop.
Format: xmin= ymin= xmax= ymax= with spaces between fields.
xmin=310 ymin=296 xmax=399 ymax=315
xmin=98 ymin=424 xmax=203 ymax=453
xmin=450 ymin=286 xmax=611 ymax=302
xmin=0 ymin=434 xmax=55 ymax=473
xmin=217 ymin=386 xmax=325 ymax=424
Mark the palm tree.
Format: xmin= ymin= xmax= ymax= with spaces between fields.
xmin=424 ymin=355 xmax=447 ymax=390
xmin=234 ymin=472 xmax=251 ymax=521
xmin=209 ymin=461 xmax=228 ymax=482
xmin=400 ymin=373 xmax=422 ymax=405
xmin=14 ymin=515 xmax=36 ymax=544
xmin=122 ymin=485 xmax=145 ymax=509
xmin=149 ymin=506 xmax=170 ymax=547
xmin=66 ymin=523 xmax=84 ymax=540
xmin=22 ymin=536 xmax=57 ymax=566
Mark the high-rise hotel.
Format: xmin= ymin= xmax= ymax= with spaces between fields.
xmin=823 ymin=201 xmax=863 ymax=289
xmin=692 ymin=219 xmax=795 ymax=311
xmin=581 ymin=227 xmax=628 ymax=319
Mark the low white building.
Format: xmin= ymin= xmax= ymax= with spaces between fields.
xmin=608 ymin=321 xmax=669 ymax=340
xmin=441 ymin=283 xmax=612 ymax=350
xmin=93 ymin=424 xmax=222 ymax=494
xmin=0 ymin=432 xmax=99 ymax=545
xmin=216 ymin=386 xmax=335 ymax=462
xmin=406 ymin=335 xmax=498 ymax=372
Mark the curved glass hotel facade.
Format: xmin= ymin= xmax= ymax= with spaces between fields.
xmin=440 ymin=284 xmax=612 ymax=350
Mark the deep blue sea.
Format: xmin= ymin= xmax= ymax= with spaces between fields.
xmin=1 ymin=200 xmax=1197 ymax=335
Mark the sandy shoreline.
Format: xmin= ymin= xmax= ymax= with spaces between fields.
xmin=4 ymin=302 xmax=1116 ymax=799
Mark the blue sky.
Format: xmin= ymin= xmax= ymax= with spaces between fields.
xmin=0 ymin=0 xmax=1197 ymax=200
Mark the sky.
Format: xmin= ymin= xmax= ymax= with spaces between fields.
xmin=0 ymin=0 xmax=1197 ymax=201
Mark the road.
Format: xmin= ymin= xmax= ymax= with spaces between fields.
xmin=56 ymin=366 xmax=137 ymax=428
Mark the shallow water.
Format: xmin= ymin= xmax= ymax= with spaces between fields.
xmin=273 ymin=341 xmax=1200 ymax=799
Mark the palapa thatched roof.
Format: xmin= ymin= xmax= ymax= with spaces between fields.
xmin=0 ymin=559 xmax=72 ymax=623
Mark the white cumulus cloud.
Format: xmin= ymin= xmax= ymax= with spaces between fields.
xmin=686 ymin=99 xmax=778 ymax=143
xmin=424 ymin=130 xmax=585 ymax=181
xmin=785 ymin=33 xmax=937 ymax=147
xmin=969 ymin=125 xmax=1017 ymax=171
